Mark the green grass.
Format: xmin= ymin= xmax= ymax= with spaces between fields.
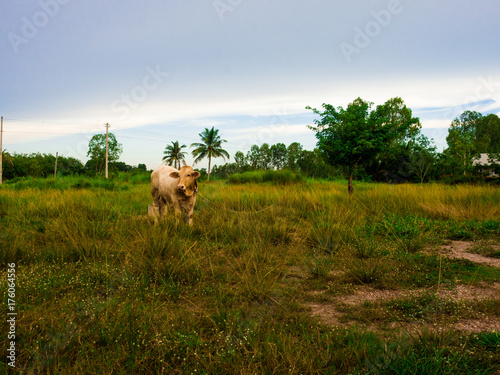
xmin=1 ymin=178 xmax=499 ymax=373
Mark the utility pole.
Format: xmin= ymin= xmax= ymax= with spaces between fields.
xmin=0 ymin=116 xmax=3 ymax=184
xmin=54 ymin=152 xmax=58 ymax=178
xmin=105 ymin=123 xmax=109 ymax=179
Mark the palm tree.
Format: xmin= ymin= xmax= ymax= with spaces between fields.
xmin=162 ymin=141 xmax=187 ymax=169
xmin=191 ymin=127 xmax=230 ymax=181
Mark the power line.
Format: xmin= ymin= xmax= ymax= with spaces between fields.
xmin=116 ymin=135 xmax=173 ymax=143
xmin=5 ymin=129 xmax=259 ymax=151
xmin=115 ymin=128 xmax=195 ymax=141
xmin=2 ymin=117 xmax=252 ymax=155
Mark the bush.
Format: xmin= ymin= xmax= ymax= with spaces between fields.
xmin=227 ymin=170 xmax=304 ymax=185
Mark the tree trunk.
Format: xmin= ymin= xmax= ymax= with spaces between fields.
xmin=207 ymin=155 xmax=211 ymax=182
xmin=348 ymin=174 xmax=354 ymax=195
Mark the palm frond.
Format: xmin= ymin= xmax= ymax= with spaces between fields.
xmin=190 ymin=126 xmax=229 ymax=171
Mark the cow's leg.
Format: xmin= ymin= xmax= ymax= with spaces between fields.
xmin=171 ymin=200 xmax=183 ymax=224
xmin=152 ymin=194 xmax=161 ymax=219
xmin=186 ymin=212 xmax=193 ymax=226
xmin=150 ymin=188 xmax=162 ymax=223
xmin=185 ymin=200 xmax=195 ymax=226
xmin=160 ymin=197 xmax=170 ymax=217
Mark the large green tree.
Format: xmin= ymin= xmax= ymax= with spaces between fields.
xmin=297 ymin=148 xmax=338 ymax=179
xmin=234 ymin=151 xmax=248 ymax=170
xmin=246 ymin=145 xmax=261 ymax=169
xmin=476 ymin=113 xmax=500 ymax=155
xmin=271 ymin=143 xmax=287 ymax=170
xmin=162 ymin=141 xmax=187 ymax=169
xmin=477 ymin=114 xmax=500 ymax=171
xmin=286 ymin=142 xmax=303 ymax=171
xmin=87 ymin=133 xmax=123 ymax=176
xmin=408 ymin=134 xmax=438 ymax=183
xmin=259 ymin=143 xmax=273 ymax=170
xmin=446 ymin=111 xmax=500 ymax=176
xmin=365 ymin=97 xmax=422 ymax=182
xmin=307 ymin=97 xmax=418 ymax=194
xmin=446 ymin=111 xmax=482 ymax=176
xmin=191 ymin=127 xmax=229 ymax=181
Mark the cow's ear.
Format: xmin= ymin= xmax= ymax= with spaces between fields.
xmin=192 ymin=171 xmax=200 ymax=179
xmin=169 ymin=171 xmax=180 ymax=179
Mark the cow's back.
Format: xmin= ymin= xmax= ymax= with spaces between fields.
xmin=151 ymin=165 xmax=180 ymax=199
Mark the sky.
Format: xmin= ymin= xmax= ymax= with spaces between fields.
xmin=1 ymin=0 xmax=499 ymax=170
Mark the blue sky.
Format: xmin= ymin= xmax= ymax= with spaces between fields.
xmin=1 ymin=0 xmax=499 ymax=170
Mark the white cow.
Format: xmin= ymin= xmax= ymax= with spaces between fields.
xmin=150 ymin=165 xmax=200 ymax=225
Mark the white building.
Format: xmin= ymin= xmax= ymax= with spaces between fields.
xmin=473 ymin=153 xmax=499 ymax=177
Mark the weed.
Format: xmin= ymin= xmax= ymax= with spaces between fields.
xmin=307 ymin=225 xmax=343 ymax=255
xmin=344 ymin=258 xmax=386 ymax=285
xmin=348 ymin=235 xmax=381 ymax=259
xmin=306 ymin=257 xmax=330 ymax=279
xmin=470 ymin=239 xmax=500 ymax=259
xmin=469 ymin=332 xmax=500 ymax=351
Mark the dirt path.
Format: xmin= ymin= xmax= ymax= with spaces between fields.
xmin=306 ymin=282 xmax=500 ymax=332
xmin=305 ymin=240 xmax=500 ymax=333
xmin=438 ymin=240 xmax=500 ymax=268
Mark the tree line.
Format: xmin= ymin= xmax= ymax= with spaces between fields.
xmin=1 ymin=132 xmax=148 ymax=181
xmin=2 ymin=97 xmax=499 ymax=189
xmin=205 ymin=98 xmax=500 ymax=194
xmin=208 ymin=143 xmax=337 ymax=179
xmin=0 ymin=151 xmax=147 ymax=180
xmin=306 ymin=97 xmax=499 ymax=193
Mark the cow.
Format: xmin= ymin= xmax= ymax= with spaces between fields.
xmin=150 ymin=165 xmax=200 ymax=225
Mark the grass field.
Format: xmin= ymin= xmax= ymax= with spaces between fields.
xmin=1 ymin=176 xmax=499 ymax=374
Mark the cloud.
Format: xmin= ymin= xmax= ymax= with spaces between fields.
xmin=2 ymin=1 xmax=500 ymax=169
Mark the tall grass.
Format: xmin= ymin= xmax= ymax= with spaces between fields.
xmin=1 ymin=178 xmax=499 ymax=373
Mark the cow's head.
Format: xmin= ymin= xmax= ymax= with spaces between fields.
xmin=169 ymin=166 xmax=200 ymax=197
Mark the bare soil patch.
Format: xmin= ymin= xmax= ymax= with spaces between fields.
xmin=438 ymin=240 xmax=500 ymax=268
xmin=304 ymin=241 xmax=500 ymax=333
xmin=306 ymin=283 xmax=500 ymax=331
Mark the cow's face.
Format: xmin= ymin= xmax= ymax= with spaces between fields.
xmin=169 ymin=166 xmax=200 ymax=197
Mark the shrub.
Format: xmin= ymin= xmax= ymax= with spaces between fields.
xmin=227 ymin=170 xmax=304 ymax=185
